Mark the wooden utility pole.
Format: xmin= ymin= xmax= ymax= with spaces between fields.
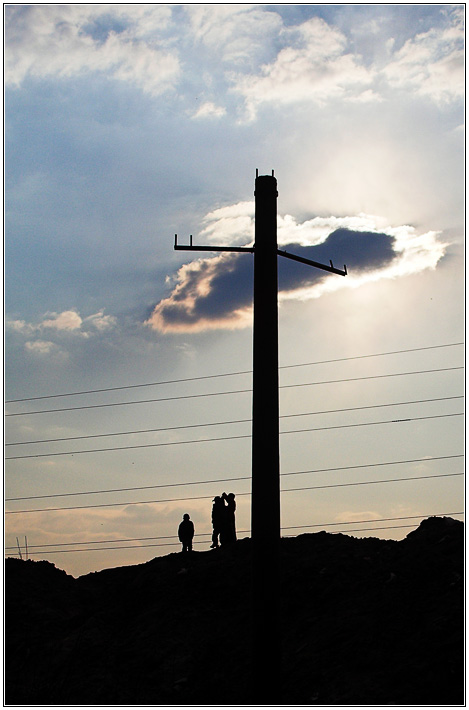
xmin=174 ymin=170 xmax=347 ymax=703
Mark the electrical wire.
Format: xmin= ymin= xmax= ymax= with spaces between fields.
xmin=5 ymin=512 xmax=462 ymax=551
xmin=5 ymin=341 xmax=463 ymax=403
xmin=5 ymin=411 xmax=463 ymax=460
xmin=10 ymin=517 xmax=465 ymax=556
xmin=6 ymin=453 xmax=463 ymax=502
xmin=5 ymin=471 xmax=463 ymax=514
xmin=6 ymin=395 xmax=463 ymax=447
xmin=5 ymin=366 xmax=464 ymax=417
xmin=6 ymin=343 xmax=463 ymax=567
xmin=280 ymin=512 xmax=464 ymax=532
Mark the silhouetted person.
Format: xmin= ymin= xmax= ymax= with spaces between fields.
xmin=178 ymin=513 xmax=194 ymax=553
xmin=210 ymin=496 xmax=225 ymax=548
xmin=222 ymin=492 xmax=237 ymax=544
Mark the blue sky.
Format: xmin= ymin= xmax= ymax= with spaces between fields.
xmin=5 ymin=4 xmax=464 ymax=576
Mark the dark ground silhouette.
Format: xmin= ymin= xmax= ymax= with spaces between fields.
xmin=5 ymin=516 xmax=464 ymax=705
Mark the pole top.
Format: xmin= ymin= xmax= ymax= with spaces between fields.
xmin=254 ymin=170 xmax=277 ymax=196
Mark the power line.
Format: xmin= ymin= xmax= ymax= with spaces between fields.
xmin=5 ymin=471 xmax=463 ymax=514
xmin=6 ymin=387 xmax=254 ymax=417
xmin=6 ymin=512 xmax=462 ymax=551
xmin=283 ymin=472 xmax=462 ymax=495
xmin=5 ymin=341 xmax=463 ymax=403
xmin=280 ymin=512 xmax=464 ymax=533
xmin=5 ymin=411 xmax=463 ymax=460
xmin=6 ymin=453 xmax=463 ymax=503
xmin=6 ymin=395 xmax=463 ymax=447
xmin=9 ymin=516 xmax=464 ymax=556
xmin=282 ymin=522 xmax=458 ymax=538
xmin=5 ymin=366 xmax=464 ymax=417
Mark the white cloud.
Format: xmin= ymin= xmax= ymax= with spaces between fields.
xmin=197 ymin=203 xmax=394 ymax=248
xmin=35 ymin=308 xmax=117 ymax=334
xmin=226 ymin=10 xmax=463 ymax=119
xmin=6 ymin=5 xmax=463 ymax=116
xmin=84 ymin=310 xmax=117 ymax=332
xmin=24 ymin=339 xmax=58 ymax=356
xmin=5 ymin=5 xmax=180 ymax=95
xmin=277 ymin=213 xmax=390 ymax=247
xmin=192 ymin=101 xmax=227 ymax=119
xmin=199 ymin=201 xmax=254 ymax=245
xmin=41 ymin=310 xmax=83 ymax=331
xmin=382 ymin=9 xmax=464 ymax=103
xmin=187 ymin=5 xmax=282 ymax=66
xmin=6 ymin=319 xmax=37 ymax=335
xmin=347 ymin=89 xmax=383 ymax=104
xmin=6 ymin=309 xmax=118 ymax=357
xmin=231 ymin=16 xmax=375 ymax=119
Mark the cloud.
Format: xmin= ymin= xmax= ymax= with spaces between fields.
xmin=199 ymin=201 xmax=254 ymax=245
xmin=84 ymin=310 xmax=117 ymax=332
xmin=5 ymin=5 xmax=180 ymax=95
xmin=197 ymin=203 xmax=404 ymax=249
xmin=145 ymin=254 xmax=254 ymax=333
xmin=146 ymin=210 xmax=448 ymax=333
xmin=278 ymin=228 xmax=395 ymax=289
xmin=192 ymin=101 xmax=227 ymax=119
xmin=227 ymin=9 xmax=463 ymax=119
xmin=5 ymin=4 xmax=463 ymax=123
xmin=231 ymin=16 xmax=376 ymax=119
xmin=277 ymin=225 xmax=447 ymax=304
xmin=5 ymin=319 xmax=37 ymax=336
xmin=24 ymin=340 xmax=60 ymax=356
xmin=382 ymin=8 xmax=464 ymax=104
xmin=334 ymin=511 xmax=382 ymax=524
xmin=41 ymin=310 xmax=83 ymax=331
xmin=347 ymin=89 xmax=383 ymax=104
xmin=187 ymin=5 xmax=283 ymax=66
xmin=6 ymin=309 xmax=118 ymax=353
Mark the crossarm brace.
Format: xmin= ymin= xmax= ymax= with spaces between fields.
xmin=277 ymin=248 xmax=347 ymax=276
xmin=175 ymin=245 xmax=254 ymax=253
xmin=174 ymin=234 xmax=254 ymax=253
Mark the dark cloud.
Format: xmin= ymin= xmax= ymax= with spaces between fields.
xmin=148 ymin=254 xmax=254 ymax=330
xmin=188 ymin=257 xmax=254 ymax=318
xmin=279 ymin=228 xmax=396 ymax=291
xmin=147 ymin=228 xmax=397 ymax=332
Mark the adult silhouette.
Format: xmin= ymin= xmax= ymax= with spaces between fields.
xmin=222 ymin=492 xmax=237 ymax=544
xmin=210 ymin=496 xmax=225 ymax=549
xmin=178 ymin=513 xmax=194 ymax=553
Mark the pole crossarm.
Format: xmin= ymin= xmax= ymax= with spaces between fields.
xmin=278 ymin=248 xmax=347 ymax=276
xmin=174 ymin=236 xmax=347 ymax=275
xmin=174 ymin=234 xmax=254 ymax=253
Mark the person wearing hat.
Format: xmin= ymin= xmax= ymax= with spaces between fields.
xmin=210 ymin=496 xmax=225 ymax=549
xmin=178 ymin=513 xmax=195 ymax=553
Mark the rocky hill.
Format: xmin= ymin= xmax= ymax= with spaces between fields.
xmin=5 ymin=516 xmax=464 ymax=705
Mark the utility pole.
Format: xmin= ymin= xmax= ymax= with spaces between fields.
xmin=174 ymin=170 xmax=347 ymax=703
xmin=251 ymin=173 xmax=281 ymax=702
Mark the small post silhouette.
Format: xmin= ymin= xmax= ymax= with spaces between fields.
xmin=174 ymin=170 xmax=346 ymax=702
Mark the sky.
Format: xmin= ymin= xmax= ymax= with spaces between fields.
xmin=4 ymin=4 xmax=464 ymax=578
